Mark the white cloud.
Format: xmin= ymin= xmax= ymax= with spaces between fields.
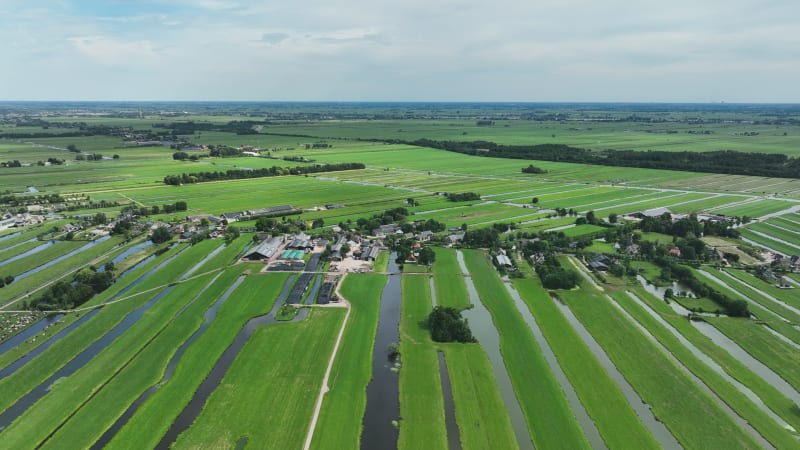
xmin=68 ymin=35 xmax=160 ymax=65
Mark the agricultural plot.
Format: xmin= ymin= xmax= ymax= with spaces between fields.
xmin=398 ymin=275 xmax=448 ymax=450
xmin=310 ymin=274 xmax=384 ymax=450
xmin=462 ymin=250 xmax=590 ymax=449
xmin=5 ymin=104 xmax=800 ymax=449
xmin=558 ymin=285 xmax=761 ymax=449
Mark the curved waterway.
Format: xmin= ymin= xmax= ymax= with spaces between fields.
xmin=88 ymin=273 xmax=238 ymax=450
xmin=626 ymin=291 xmax=794 ymax=433
xmin=361 ymin=257 xmax=401 ymax=450
xmin=155 ymin=275 xmax=298 ymax=449
xmin=456 ymin=251 xmax=534 ymax=450
xmin=504 ymin=283 xmax=606 ymax=450
xmin=607 ymin=294 xmax=774 ymax=448
xmin=550 ymin=294 xmax=681 ymax=449
xmin=15 ymin=235 xmax=112 ymax=281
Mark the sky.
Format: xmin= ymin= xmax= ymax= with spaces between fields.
xmin=0 ymin=0 xmax=798 ymax=102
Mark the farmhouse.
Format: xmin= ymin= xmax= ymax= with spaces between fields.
xmin=496 ymin=254 xmax=514 ymax=268
xmin=446 ymin=232 xmax=465 ymax=245
xmin=417 ymin=230 xmax=434 ymax=241
xmin=244 ymin=236 xmax=284 ymax=260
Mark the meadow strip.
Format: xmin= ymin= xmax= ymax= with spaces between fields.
xmin=462 ymin=249 xmax=590 ymax=449
xmin=106 ymin=273 xmax=290 ymax=449
xmin=399 ymin=275 xmax=447 ymax=450
xmin=173 ymin=308 xmax=345 ymax=449
xmin=310 ymin=274 xmax=385 ymax=450
xmin=559 ymin=286 xmax=761 ymax=449
xmin=513 ymin=278 xmax=659 ymax=449
xmin=36 ymin=268 xmax=246 ymax=449
xmin=610 ymin=289 xmax=796 ymax=448
xmin=431 ymin=248 xmax=470 ymax=309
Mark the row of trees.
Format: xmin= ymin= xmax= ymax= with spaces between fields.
xmin=407 ymin=139 xmax=800 ymax=179
xmin=163 ymin=162 xmax=365 ymax=185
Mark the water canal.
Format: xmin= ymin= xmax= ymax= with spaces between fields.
xmin=551 ymin=294 xmax=681 ymax=449
xmin=437 ymin=352 xmax=461 ymax=450
xmin=361 ymin=256 xmax=401 ymax=450
xmin=89 ymin=273 xmax=239 ymax=450
xmin=504 ymin=283 xmax=606 ymax=449
xmin=155 ymin=275 xmax=297 ymax=449
xmin=456 ymin=251 xmax=534 ymax=450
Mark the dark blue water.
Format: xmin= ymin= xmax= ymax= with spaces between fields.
xmin=155 ymin=275 xmax=297 ymax=449
xmin=15 ymin=235 xmax=112 ymax=281
xmin=110 ymin=241 xmax=154 ymax=266
xmin=361 ymin=256 xmax=400 ymax=450
xmin=438 ymin=352 xmax=462 ymax=450
xmin=0 ymin=241 xmax=57 ymax=268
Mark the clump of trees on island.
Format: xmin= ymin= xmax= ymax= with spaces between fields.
xmin=26 ymin=264 xmax=116 ymax=311
xmin=445 ymin=192 xmax=481 ymax=202
xmin=428 ymin=306 xmax=477 ymax=343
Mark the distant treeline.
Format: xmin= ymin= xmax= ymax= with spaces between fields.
xmin=163 ymin=162 xmax=365 ymax=185
xmin=153 ymin=120 xmax=269 ymax=135
xmin=405 ymin=139 xmax=800 ymax=179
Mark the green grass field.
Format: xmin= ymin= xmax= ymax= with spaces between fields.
xmin=462 ymin=250 xmax=590 ymax=449
xmin=559 ymin=286 xmax=761 ymax=449
xmin=173 ymin=308 xmax=344 ymax=449
xmin=431 ymin=248 xmax=471 ymax=309
xmin=399 ymin=275 xmax=448 ymax=450
xmin=513 ymin=278 xmax=660 ymax=449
